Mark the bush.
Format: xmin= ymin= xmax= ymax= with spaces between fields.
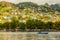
xmin=26 ymin=20 xmax=36 ymax=29
xmin=45 ymin=22 xmax=54 ymax=29
xmin=54 ymin=22 xmax=60 ymax=30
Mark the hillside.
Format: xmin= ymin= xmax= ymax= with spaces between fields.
xmin=0 ymin=1 xmax=60 ymax=23
xmin=0 ymin=1 xmax=20 ymax=13
xmin=17 ymin=2 xmax=60 ymax=13
xmin=0 ymin=1 xmax=60 ymax=31
xmin=17 ymin=2 xmax=39 ymax=9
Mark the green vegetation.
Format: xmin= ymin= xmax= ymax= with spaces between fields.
xmin=0 ymin=19 xmax=60 ymax=31
xmin=0 ymin=1 xmax=60 ymax=31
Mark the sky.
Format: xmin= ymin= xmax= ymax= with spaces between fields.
xmin=0 ymin=0 xmax=60 ymax=5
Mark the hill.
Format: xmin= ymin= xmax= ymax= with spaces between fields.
xmin=0 ymin=1 xmax=19 ymax=14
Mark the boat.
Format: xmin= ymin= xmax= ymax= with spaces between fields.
xmin=37 ymin=32 xmax=48 ymax=34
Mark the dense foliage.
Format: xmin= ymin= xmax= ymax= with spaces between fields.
xmin=0 ymin=1 xmax=60 ymax=31
xmin=0 ymin=19 xmax=60 ymax=30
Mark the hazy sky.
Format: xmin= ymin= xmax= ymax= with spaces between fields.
xmin=1 ymin=0 xmax=60 ymax=5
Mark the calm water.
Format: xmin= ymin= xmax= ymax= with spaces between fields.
xmin=0 ymin=32 xmax=60 ymax=40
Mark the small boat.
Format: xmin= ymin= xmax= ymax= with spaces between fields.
xmin=37 ymin=32 xmax=48 ymax=34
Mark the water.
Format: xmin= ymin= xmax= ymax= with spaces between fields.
xmin=0 ymin=32 xmax=60 ymax=40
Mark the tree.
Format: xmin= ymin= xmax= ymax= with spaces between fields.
xmin=55 ymin=22 xmax=60 ymax=30
xmin=45 ymin=22 xmax=53 ymax=29
xmin=26 ymin=19 xmax=45 ymax=29
xmin=26 ymin=20 xmax=36 ymax=29
xmin=4 ymin=22 xmax=11 ymax=29
xmin=0 ymin=23 xmax=3 ymax=29
xmin=19 ymin=22 xmax=25 ymax=29
xmin=35 ymin=20 xmax=45 ymax=29
xmin=11 ymin=16 xmax=19 ymax=29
